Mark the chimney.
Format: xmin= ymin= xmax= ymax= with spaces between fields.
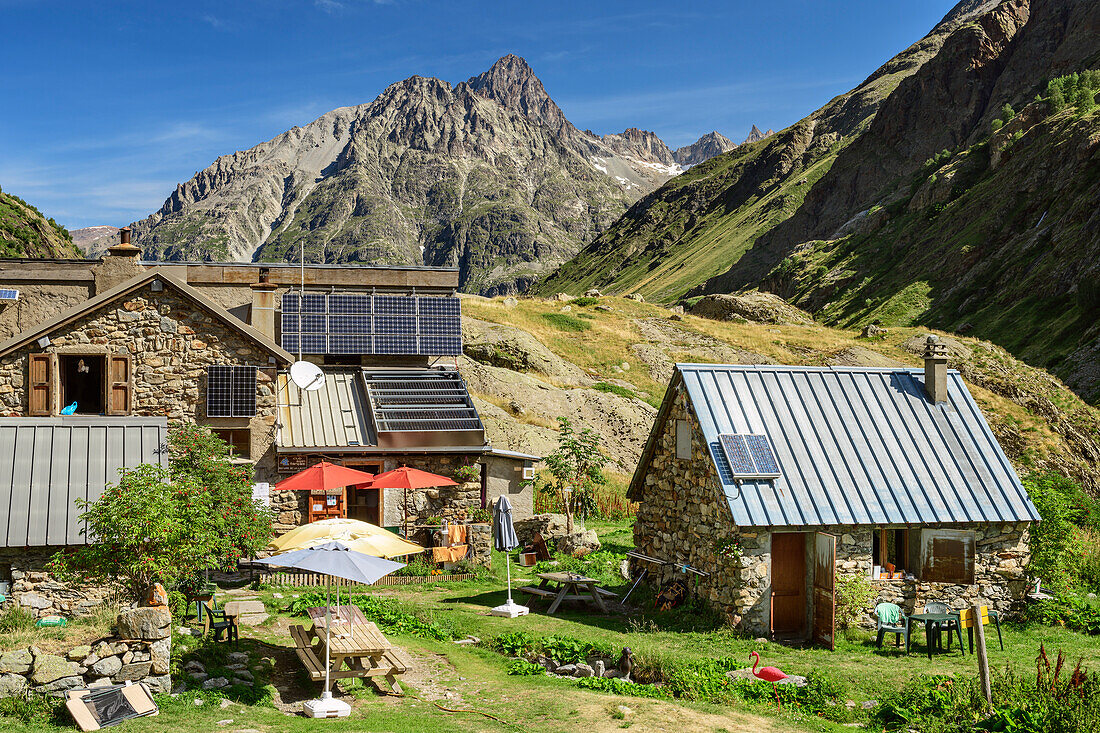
xmin=922 ymin=335 xmax=949 ymax=404
xmin=249 ymin=269 xmax=278 ymax=341
xmin=107 ymin=226 xmax=141 ymax=257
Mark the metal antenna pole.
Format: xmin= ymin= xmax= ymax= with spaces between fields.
xmin=298 ymin=241 xmax=304 ymax=363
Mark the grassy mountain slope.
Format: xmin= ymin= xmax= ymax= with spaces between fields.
xmin=460 ymin=295 xmax=1100 ymax=497
xmin=0 ymin=187 xmax=80 ymax=259
xmin=759 ymin=99 xmax=1100 ymax=401
xmin=535 ymin=1 xmax=999 ymax=302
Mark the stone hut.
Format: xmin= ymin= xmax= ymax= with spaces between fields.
xmin=628 ymin=350 xmax=1039 ymax=645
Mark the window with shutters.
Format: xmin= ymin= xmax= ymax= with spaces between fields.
xmin=59 ymin=355 xmax=105 ymax=414
xmin=919 ymin=528 xmax=976 ymax=584
xmin=871 ymin=527 xmax=917 ymax=580
xmin=206 ymin=365 xmax=257 ymax=418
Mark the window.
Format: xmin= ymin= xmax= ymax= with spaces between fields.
xmin=872 ymin=528 xmax=916 ymax=579
xmin=206 ymin=365 xmax=257 ymax=418
xmin=676 ymin=420 xmax=691 ymax=459
xmin=919 ymin=528 xmax=975 ymax=585
xmin=29 ymin=353 xmax=131 ymax=416
xmin=212 ymin=428 xmax=251 ymax=459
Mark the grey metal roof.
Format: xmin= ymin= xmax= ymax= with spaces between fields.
xmin=277 ymin=370 xmax=375 ymax=450
xmin=676 ymin=364 xmax=1039 ymax=528
xmin=0 ymin=417 xmax=168 ymax=547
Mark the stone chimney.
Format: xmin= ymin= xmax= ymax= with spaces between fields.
xmin=922 ymin=335 xmax=949 ymax=404
xmin=93 ymin=226 xmax=146 ymax=293
xmin=249 ymin=269 xmax=278 ymax=341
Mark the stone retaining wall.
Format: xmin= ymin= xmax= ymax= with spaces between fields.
xmin=0 ymin=607 xmax=172 ymax=698
xmin=0 ymin=548 xmax=119 ymax=619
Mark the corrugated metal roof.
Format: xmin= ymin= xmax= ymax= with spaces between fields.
xmin=0 ymin=417 xmax=168 ymax=547
xmin=676 ymin=364 xmax=1039 ymax=528
xmin=277 ymin=370 xmax=374 ymax=450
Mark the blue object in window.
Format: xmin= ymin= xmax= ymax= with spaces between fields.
xmin=60 ymin=402 xmax=78 ymax=415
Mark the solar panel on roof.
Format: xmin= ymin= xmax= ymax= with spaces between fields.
xmin=207 ymin=365 xmax=256 ymax=418
xmin=363 ymin=370 xmax=484 ymax=434
xmin=745 ymin=434 xmax=780 ymax=475
xmin=280 ymin=292 xmax=463 ymax=356
xmin=0 ymin=289 xmax=19 ymax=301
xmin=718 ymin=433 xmax=781 ymax=480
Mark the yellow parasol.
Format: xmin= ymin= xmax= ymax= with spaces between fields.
xmin=270 ymin=518 xmax=424 ymax=558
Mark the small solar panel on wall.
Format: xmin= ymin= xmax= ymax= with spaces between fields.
xmin=207 ymin=365 xmax=257 ymax=417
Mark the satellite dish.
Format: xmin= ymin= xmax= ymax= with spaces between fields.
xmin=290 ymin=361 xmax=326 ymax=391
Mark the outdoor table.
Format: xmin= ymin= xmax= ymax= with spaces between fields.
xmin=520 ymin=571 xmax=613 ymax=614
xmin=292 ymin=618 xmax=405 ymax=693
xmin=907 ymin=612 xmax=965 ymax=660
xmin=307 ymin=604 xmax=368 ymax=635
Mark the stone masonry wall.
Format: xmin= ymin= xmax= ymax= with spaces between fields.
xmin=0 ymin=606 xmax=172 ymax=699
xmin=633 ymin=385 xmax=1033 ymax=637
xmin=0 ymin=548 xmax=119 ymax=619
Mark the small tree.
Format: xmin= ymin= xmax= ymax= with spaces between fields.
xmin=537 ymin=417 xmax=607 ymax=534
xmin=50 ymin=424 xmax=273 ymax=601
xmin=1000 ymin=102 xmax=1016 ymax=123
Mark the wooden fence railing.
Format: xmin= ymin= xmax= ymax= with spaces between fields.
xmin=265 ymin=572 xmax=477 ymax=587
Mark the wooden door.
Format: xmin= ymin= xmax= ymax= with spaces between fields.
xmin=347 ymin=485 xmax=381 ymax=525
xmin=771 ymin=532 xmax=806 ymax=636
xmin=812 ymin=532 xmax=836 ymax=650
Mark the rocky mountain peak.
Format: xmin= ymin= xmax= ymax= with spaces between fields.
xmin=599 ymin=128 xmax=677 ymax=166
xmin=464 ymin=54 xmax=568 ymax=134
xmin=673 ymin=131 xmax=736 ymax=166
xmin=742 ymin=124 xmax=774 ymax=144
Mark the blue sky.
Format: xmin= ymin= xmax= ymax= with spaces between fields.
xmin=0 ymin=0 xmax=957 ymax=229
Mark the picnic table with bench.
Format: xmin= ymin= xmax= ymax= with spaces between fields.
xmin=519 ymin=571 xmax=616 ymax=614
xmin=289 ymin=606 xmax=407 ymax=694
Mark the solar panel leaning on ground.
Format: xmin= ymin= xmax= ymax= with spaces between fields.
xmin=362 ymin=370 xmax=483 ymax=433
xmin=280 ymin=293 xmax=461 ymax=356
xmin=716 ymin=433 xmax=782 ymax=481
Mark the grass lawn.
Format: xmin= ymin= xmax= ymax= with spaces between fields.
xmin=4 ymin=520 xmax=1098 ymax=732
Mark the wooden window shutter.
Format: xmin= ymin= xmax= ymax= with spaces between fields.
xmin=106 ymin=354 xmax=132 ymax=415
xmin=919 ymin=528 xmax=975 ymax=584
xmin=28 ymin=353 xmax=54 ymax=416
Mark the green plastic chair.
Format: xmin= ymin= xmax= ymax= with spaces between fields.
xmin=198 ymin=600 xmax=239 ymax=646
xmin=924 ymin=602 xmax=964 ymax=653
xmin=874 ymin=602 xmax=910 ymax=652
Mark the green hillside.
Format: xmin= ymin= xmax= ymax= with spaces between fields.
xmin=0 ymin=187 xmax=81 ymax=259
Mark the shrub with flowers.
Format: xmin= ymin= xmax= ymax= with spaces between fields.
xmin=49 ymin=424 xmax=273 ymax=601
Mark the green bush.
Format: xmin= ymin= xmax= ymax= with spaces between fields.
xmin=991 ymin=118 xmax=1004 ymax=132
xmin=576 ymin=676 xmax=669 ymax=699
xmin=835 ymin=573 xmax=874 ymax=630
xmin=0 ymin=606 xmax=35 ymax=633
xmin=492 ymin=630 xmax=536 ymax=657
xmin=1024 ymin=472 xmax=1100 ymax=593
xmin=167 ymin=590 xmax=189 ymax=619
xmin=572 ymin=296 xmax=600 ymax=307
xmin=540 ymin=313 xmax=592 ymax=332
xmin=506 ymin=658 xmax=545 ymax=676
xmin=288 ymin=592 xmax=457 ymax=641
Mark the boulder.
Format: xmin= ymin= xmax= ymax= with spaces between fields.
xmin=203 ymin=677 xmax=230 ymax=690
xmin=553 ymin=293 xmax=575 ymax=302
xmin=462 ymin=317 xmax=588 ymax=384
xmin=18 ymin=592 xmax=51 ymax=610
xmin=90 ymin=656 xmax=123 ymax=677
xmin=149 ymin=638 xmax=171 ymax=675
xmin=554 ymin=664 xmax=577 ymax=676
xmin=558 ymin=530 xmax=601 ymax=558
xmin=503 ymin=297 xmax=518 ymax=308
xmin=36 ymin=676 xmax=84 ymax=694
xmin=0 ymin=648 xmax=33 ymax=675
xmin=625 ymin=293 xmax=644 ymax=302
xmin=0 ymin=673 xmax=29 ymax=698
xmin=30 ymin=654 xmax=79 ymax=685
xmin=115 ymin=662 xmax=152 ymax=681
xmin=145 ymin=675 xmax=172 ymax=695
xmin=573 ymin=663 xmax=595 ymax=678
xmin=689 ymin=291 xmax=813 ymax=326
xmin=901 ymin=334 xmax=972 ymax=360
xmin=584 ymin=289 xmax=602 ymax=298
xmin=67 ymin=645 xmax=92 ymax=662
xmin=116 ymin=606 xmax=172 ymax=640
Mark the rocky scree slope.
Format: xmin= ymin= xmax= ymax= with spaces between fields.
xmin=131 ymin=56 xmax=727 ymax=296
xmin=537 ymin=0 xmax=999 ymax=302
xmin=705 ymin=0 xmax=1100 ymax=403
xmin=460 ymin=294 xmax=1100 ymax=497
xmin=0 ymin=188 xmax=81 ymax=259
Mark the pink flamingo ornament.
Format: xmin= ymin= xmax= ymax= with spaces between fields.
xmin=750 ymin=651 xmax=789 ymax=708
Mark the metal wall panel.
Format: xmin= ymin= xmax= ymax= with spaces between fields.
xmin=0 ymin=417 xmax=168 ymax=548
xmin=677 ymin=364 xmax=1040 ymax=528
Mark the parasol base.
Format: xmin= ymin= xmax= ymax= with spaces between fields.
xmin=303 ymin=692 xmax=351 ymax=718
xmin=490 ymin=599 xmax=530 ymax=618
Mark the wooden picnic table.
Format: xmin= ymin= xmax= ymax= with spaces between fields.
xmin=289 ymin=617 xmax=406 ymax=694
xmin=519 ymin=571 xmax=616 ymax=615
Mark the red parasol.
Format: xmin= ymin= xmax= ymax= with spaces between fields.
xmin=274 ymin=461 xmax=376 ymax=491
xmin=368 ymin=466 xmax=459 ymax=490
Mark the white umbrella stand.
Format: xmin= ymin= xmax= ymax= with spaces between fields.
xmin=253 ymin=541 xmax=404 ymax=718
xmin=490 ymin=496 xmax=529 ymax=618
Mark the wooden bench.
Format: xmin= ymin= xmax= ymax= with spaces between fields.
xmin=290 ymin=625 xmax=326 ymax=681
xmin=519 ymin=586 xmax=557 ymax=598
